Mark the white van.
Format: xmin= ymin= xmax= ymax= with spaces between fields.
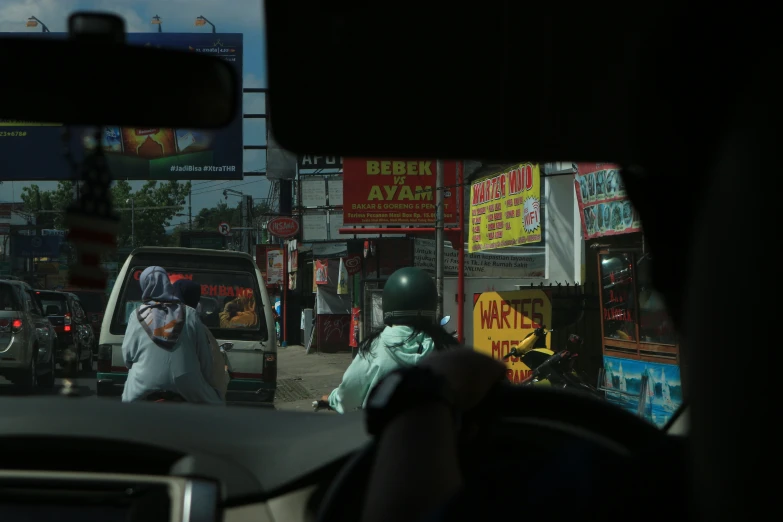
xmin=96 ymin=247 xmax=277 ymax=405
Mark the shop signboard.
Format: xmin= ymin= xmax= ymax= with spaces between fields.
xmin=574 ymin=162 xmax=642 ymax=239
xmin=414 ymin=238 xmax=545 ymax=278
xmin=300 ymin=178 xmax=328 ymax=207
xmin=472 ymin=289 xmax=552 ymax=384
xmin=342 ymin=159 xmax=458 ymax=225
xmin=297 ymin=155 xmax=343 ymax=170
xmin=267 ymin=216 xmax=300 ymax=239
xmin=601 ymin=355 xmax=683 ymax=428
xmin=468 ymin=163 xmax=543 ymax=253
xmin=0 ymin=32 xmax=243 ymax=181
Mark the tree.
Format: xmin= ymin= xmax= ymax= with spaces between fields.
xmin=193 ymin=200 xmax=273 ymax=233
xmin=114 ymin=180 xmax=190 ymax=248
xmin=20 ymin=182 xmax=74 ymax=229
xmin=21 ymin=180 xmax=191 ymax=249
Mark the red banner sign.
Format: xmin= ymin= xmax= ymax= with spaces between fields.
xmin=342 ymin=159 xmax=459 ymax=225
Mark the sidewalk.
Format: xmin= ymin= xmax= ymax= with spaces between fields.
xmin=274 ymin=344 xmax=353 ymax=412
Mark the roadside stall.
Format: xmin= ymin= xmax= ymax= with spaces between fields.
xmin=574 ymin=162 xmax=683 ymax=428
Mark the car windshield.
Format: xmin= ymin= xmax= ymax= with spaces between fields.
xmin=0 ymin=0 xmax=684 ymax=429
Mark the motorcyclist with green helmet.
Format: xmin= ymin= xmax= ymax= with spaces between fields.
xmin=319 ymin=267 xmax=458 ymax=413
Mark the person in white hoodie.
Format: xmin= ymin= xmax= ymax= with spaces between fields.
xmin=121 ymin=266 xmax=223 ymax=405
xmin=322 ymin=267 xmax=458 ymax=413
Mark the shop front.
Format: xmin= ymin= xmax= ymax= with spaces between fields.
xmin=574 ymin=162 xmax=684 ymax=428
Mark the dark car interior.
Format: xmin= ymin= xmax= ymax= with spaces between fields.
xmin=0 ymin=3 xmax=772 ymax=522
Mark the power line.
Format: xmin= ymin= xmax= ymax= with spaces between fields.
xmin=190 ymin=178 xmax=268 ymax=196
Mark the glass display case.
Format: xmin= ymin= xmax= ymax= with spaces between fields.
xmin=598 ymin=250 xmax=679 ymax=361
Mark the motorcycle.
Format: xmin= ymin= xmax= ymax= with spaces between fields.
xmin=503 ymin=327 xmax=601 ymax=399
xmin=145 ymin=342 xmax=235 ymax=403
xmin=440 ymin=316 xmax=459 ymax=343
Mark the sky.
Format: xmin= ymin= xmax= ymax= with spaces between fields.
xmin=0 ymin=0 xmax=271 ymax=229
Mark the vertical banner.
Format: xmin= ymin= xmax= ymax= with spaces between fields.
xmin=266 ymin=248 xmax=284 ymax=286
xmin=315 ymin=259 xmax=329 ymax=285
xmin=468 ymin=163 xmax=542 ymax=253
xmin=337 ymin=258 xmax=349 ymax=295
xmin=342 ymin=159 xmax=459 ymax=225
xmin=350 ymin=307 xmax=361 ymax=348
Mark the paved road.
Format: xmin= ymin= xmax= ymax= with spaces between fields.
xmin=0 ymin=360 xmax=102 ymax=399
xmin=1 ymin=362 xmax=272 ymax=408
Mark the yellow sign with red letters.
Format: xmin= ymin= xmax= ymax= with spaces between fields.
xmin=473 ymin=290 xmax=552 ymax=384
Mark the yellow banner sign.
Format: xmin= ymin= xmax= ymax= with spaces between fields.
xmin=468 ymin=163 xmax=542 ymax=253
xmin=473 ymin=290 xmax=552 ymax=384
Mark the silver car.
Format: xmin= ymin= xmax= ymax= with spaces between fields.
xmin=0 ymin=280 xmax=57 ymax=390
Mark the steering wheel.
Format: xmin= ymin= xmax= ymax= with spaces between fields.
xmin=314 ymin=384 xmax=662 ymax=522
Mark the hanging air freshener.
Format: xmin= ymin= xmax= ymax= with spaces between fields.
xmin=64 ymin=127 xmax=119 ymax=290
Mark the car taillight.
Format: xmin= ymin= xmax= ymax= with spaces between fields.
xmin=97 ymin=344 xmax=112 ymax=372
xmin=64 ymin=312 xmax=72 ymax=325
xmin=11 ymin=318 xmax=22 ymax=333
xmin=64 ymin=324 xmax=71 ymax=332
xmin=262 ymin=352 xmax=277 ymax=384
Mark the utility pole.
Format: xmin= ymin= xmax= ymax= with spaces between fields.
xmin=188 ymin=183 xmax=192 ymax=230
xmin=435 ymin=159 xmax=445 ymax=319
xmin=245 ymin=194 xmax=254 ymax=255
xmin=126 ymin=198 xmax=135 ymax=247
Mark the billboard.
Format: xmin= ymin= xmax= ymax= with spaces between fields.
xmin=468 ymin=163 xmax=543 ymax=253
xmin=0 ymin=32 xmax=243 ymax=181
xmin=342 ymin=159 xmax=458 ymax=225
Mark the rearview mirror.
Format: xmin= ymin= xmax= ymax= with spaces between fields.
xmin=0 ymin=37 xmax=239 ymax=129
xmin=440 ymin=316 xmax=451 ymax=327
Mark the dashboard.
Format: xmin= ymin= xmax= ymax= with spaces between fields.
xmin=0 ymin=397 xmax=369 ymax=522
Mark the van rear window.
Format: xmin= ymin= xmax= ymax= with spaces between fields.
xmin=115 ymin=267 xmax=263 ymax=333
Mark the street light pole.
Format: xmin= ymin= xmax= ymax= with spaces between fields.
xmin=27 ymin=16 xmax=50 ymax=33
xmin=195 ymin=16 xmax=216 ymax=33
xmin=435 ymin=160 xmax=445 ymax=319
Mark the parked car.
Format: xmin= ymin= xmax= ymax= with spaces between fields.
xmin=0 ymin=280 xmax=57 ymax=390
xmin=98 ymin=247 xmax=277 ymax=404
xmin=35 ymin=290 xmax=95 ymax=373
xmin=63 ymin=287 xmax=107 ymax=352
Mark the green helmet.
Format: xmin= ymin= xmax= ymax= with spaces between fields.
xmin=382 ymin=267 xmax=438 ymax=326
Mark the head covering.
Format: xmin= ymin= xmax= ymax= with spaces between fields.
xmin=173 ymin=279 xmax=201 ymax=309
xmin=136 ymin=266 xmax=186 ymax=348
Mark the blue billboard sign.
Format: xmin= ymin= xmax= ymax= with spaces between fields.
xmin=12 ymin=235 xmax=63 ymax=258
xmin=0 ymin=33 xmax=243 ymax=181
